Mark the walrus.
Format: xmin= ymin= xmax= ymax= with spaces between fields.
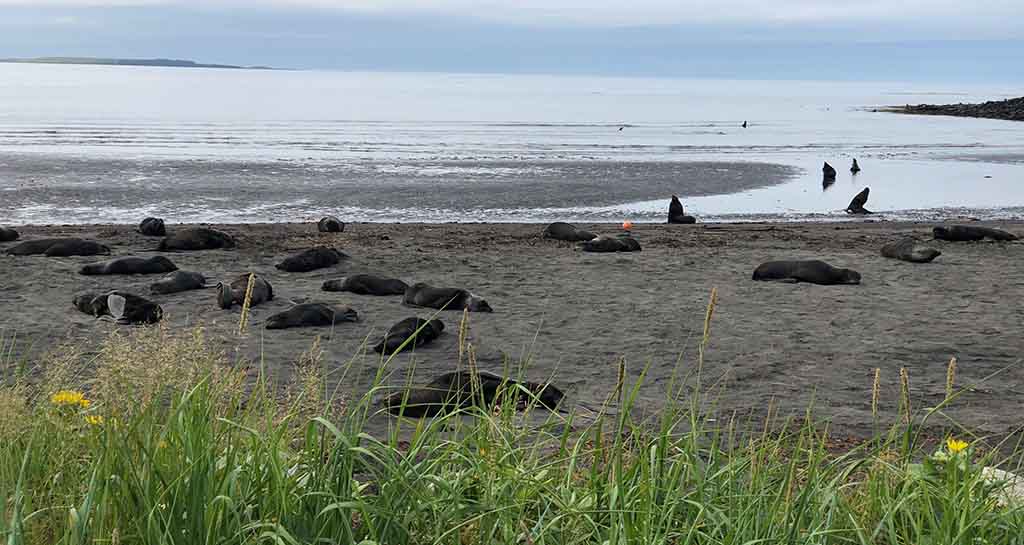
xmin=933 ymin=225 xmax=1019 ymax=242
xmin=383 ymin=371 xmax=564 ymax=418
xmin=158 ymin=228 xmax=236 ymax=251
xmin=138 ymin=217 xmax=166 ymax=237
xmin=150 ymin=270 xmax=207 ymax=294
xmin=6 ymin=238 xmax=110 ymax=257
xmin=880 ymin=238 xmax=941 ymax=263
xmin=275 ymin=246 xmax=347 ymax=273
xmin=752 ymin=260 xmax=861 ymax=285
xmin=73 ymin=291 xmax=163 ymax=325
xmin=846 ymin=187 xmax=872 ymax=214
xmin=580 ymin=234 xmax=642 ymax=253
xmin=668 ymin=195 xmax=697 ymax=224
xmin=542 ymin=222 xmax=596 ymax=242
xmin=851 ymin=159 xmax=861 ymax=173
xmin=403 ymin=283 xmax=492 ymax=312
xmin=0 ymin=227 xmax=18 ymax=242
xmin=79 ymin=256 xmax=178 ymax=276
xmin=374 ymin=317 xmax=445 ymax=354
xmin=322 ymin=274 xmax=408 ymax=295
xmin=318 ymin=216 xmax=345 ymax=233
xmin=823 ymin=161 xmax=837 ymax=181
xmin=216 ymin=273 xmax=274 ymax=309
xmin=264 ymin=303 xmax=358 ymax=330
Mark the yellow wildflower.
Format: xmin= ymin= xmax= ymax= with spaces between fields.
xmin=51 ymin=390 xmax=89 ymax=408
xmin=85 ymin=415 xmax=104 ymax=426
xmin=947 ymin=438 xmax=969 ymax=454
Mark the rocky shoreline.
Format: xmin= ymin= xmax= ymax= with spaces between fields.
xmin=883 ymin=96 xmax=1024 ymax=122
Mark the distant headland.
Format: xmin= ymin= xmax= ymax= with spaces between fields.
xmin=880 ymin=96 xmax=1024 ymax=122
xmin=0 ymin=57 xmax=279 ymax=70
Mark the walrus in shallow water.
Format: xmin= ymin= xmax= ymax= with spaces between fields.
xmin=933 ymin=225 xmax=1019 ymax=242
xmin=79 ymin=256 xmax=178 ymax=276
xmin=138 ymin=217 xmax=166 ymax=237
xmin=0 ymin=227 xmax=18 ymax=242
xmin=318 ymin=216 xmax=345 ymax=233
xmin=384 ymin=371 xmax=565 ymax=418
xmin=6 ymin=238 xmax=110 ymax=257
xmin=374 ymin=317 xmax=445 ymax=355
xmin=73 ymin=291 xmax=163 ymax=325
xmin=752 ymin=260 xmax=861 ymax=285
xmin=846 ymin=187 xmax=872 ymax=214
xmin=322 ymin=274 xmax=408 ymax=295
xmin=581 ymin=234 xmax=642 ymax=253
xmin=403 ymin=283 xmax=492 ymax=312
xmin=851 ymin=159 xmax=861 ymax=173
xmin=217 ymin=273 xmax=274 ymax=309
xmin=150 ymin=270 xmax=207 ymax=294
xmin=275 ymin=246 xmax=346 ymax=273
xmin=668 ymin=195 xmax=697 ymax=224
xmin=823 ymin=161 xmax=837 ymax=181
xmin=158 ymin=228 xmax=236 ymax=251
xmin=542 ymin=222 xmax=596 ymax=242
xmin=880 ymin=238 xmax=941 ymax=263
xmin=264 ymin=303 xmax=358 ymax=330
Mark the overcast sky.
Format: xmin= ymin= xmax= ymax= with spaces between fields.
xmin=2 ymin=0 xmax=1022 ymax=81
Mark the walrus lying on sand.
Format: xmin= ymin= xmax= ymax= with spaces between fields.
xmin=880 ymin=238 xmax=941 ymax=263
xmin=318 ymin=216 xmax=345 ymax=233
xmin=159 ymin=228 xmax=236 ymax=251
xmin=0 ymin=227 xmax=18 ymax=242
xmin=753 ymin=260 xmax=861 ymax=285
xmin=265 ymin=303 xmax=358 ymax=330
xmin=542 ymin=222 xmax=596 ymax=242
xmin=581 ymin=234 xmax=642 ymax=253
xmin=150 ymin=271 xmax=207 ymax=294
xmin=383 ymin=371 xmax=565 ymax=418
xmin=403 ymin=283 xmax=492 ymax=312
xmin=138 ymin=217 xmax=166 ymax=237
xmin=374 ymin=317 xmax=445 ymax=355
xmin=73 ymin=291 xmax=163 ymax=325
xmin=846 ymin=188 xmax=872 ymax=214
xmin=322 ymin=274 xmax=408 ymax=295
xmin=217 ymin=273 xmax=274 ymax=309
xmin=6 ymin=238 xmax=110 ymax=257
xmin=668 ymin=195 xmax=696 ymax=224
xmin=275 ymin=246 xmax=347 ymax=273
xmin=79 ymin=256 xmax=178 ymax=276
xmin=933 ymin=225 xmax=1019 ymax=242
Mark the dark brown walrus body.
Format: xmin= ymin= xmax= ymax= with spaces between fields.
xmin=275 ymin=246 xmax=346 ymax=273
xmin=668 ymin=195 xmax=696 ymax=224
xmin=542 ymin=222 xmax=596 ymax=242
xmin=216 ymin=273 xmax=274 ymax=309
xmin=6 ymin=238 xmax=110 ymax=257
xmin=159 ymin=228 xmax=236 ymax=251
xmin=752 ymin=260 xmax=861 ymax=285
xmin=846 ymin=188 xmax=872 ymax=214
xmin=73 ymin=291 xmax=163 ymax=325
xmin=265 ymin=303 xmax=358 ymax=330
xmin=580 ymin=234 xmax=641 ymax=253
xmin=403 ymin=283 xmax=492 ymax=312
xmin=139 ymin=217 xmax=166 ymax=237
xmin=79 ymin=256 xmax=178 ymax=276
xmin=150 ymin=271 xmax=207 ymax=294
xmin=933 ymin=225 xmax=1018 ymax=242
xmin=374 ymin=317 xmax=445 ymax=354
xmin=318 ymin=216 xmax=345 ymax=233
xmin=322 ymin=274 xmax=408 ymax=295
xmin=383 ymin=371 xmax=564 ymax=418
xmin=0 ymin=227 xmax=18 ymax=242
xmin=880 ymin=238 xmax=941 ymax=263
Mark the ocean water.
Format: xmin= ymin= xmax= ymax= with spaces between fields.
xmin=1 ymin=63 xmax=1023 ymax=224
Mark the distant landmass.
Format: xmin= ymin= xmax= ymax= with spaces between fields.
xmin=882 ymin=96 xmax=1024 ymax=122
xmin=0 ymin=57 xmax=277 ymax=70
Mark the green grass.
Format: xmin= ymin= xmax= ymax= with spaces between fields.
xmin=2 ymin=302 xmax=1024 ymax=545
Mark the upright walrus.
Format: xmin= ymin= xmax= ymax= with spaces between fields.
xmin=933 ymin=225 xmax=1019 ymax=242
xmin=265 ymin=303 xmax=358 ymax=330
xmin=823 ymin=162 xmax=837 ymax=181
xmin=668 ymin=195 xmax=697 ymax=224
xmin=217 ymin=273 xmax=274 ymax=309
xmin=880 ymin=238 xmax=941 ymax=263
xmin=846 ymin=187 xmax=872 ymax=214
xmin=275 ymin=246 xmax=347 ymax=273
xmin=403 ymin=283 xmax=493 ymax=312
xmin=79 ymin=256 xmax=178 ymax=276
xmin=850 ymin=159 xmax=861 ymax=173
xmin=383 ymin=371 xmax=565 ymax=418
xmin=158 ymin=228 xmax=236 ymax=251
xmin=752 ymin=260 xmax=861 ymax=285
xmin=0 ymin=227 xmax=18 ymax=242
xmin=150 ymin=271 xmax=207 ymax=294
xmin=542 ymin=222 xmax=596 ymax=242
xmin=138 ymin=217 xmax=166 ymax=237
xmin=6 ymin=238 xmax=110 ymax=257
xmin=322 ymin=274 xmax=408 ymax=295
xmin=73 ymin=291 xmax=163 ymax=325
xmin=374 ymin=317 xmax=445 ymax=354
xmin=318 ymin=216 xmax=345 ymax=233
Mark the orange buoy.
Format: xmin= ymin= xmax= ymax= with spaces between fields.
xmin=622 ymin=221 xmax=633 ymax=230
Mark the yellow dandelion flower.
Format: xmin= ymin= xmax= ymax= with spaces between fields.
xmin=85 ymin=415 xmax=104 ymax=426
xmin=947 ymin=438 xmax=969 ymax=454
xmin=51 ymin=390 xmax=86 ymax=407
xmin=79 ymin=398 xmax=91 ymax=409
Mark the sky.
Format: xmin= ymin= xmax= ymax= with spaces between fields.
xmin=1 ymin=0 xmax=1023 ymax=82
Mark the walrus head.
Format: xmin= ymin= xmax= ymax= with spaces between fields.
xmin=838 ymin=268 xmax=862 ymax=285
xmin=465 ymin=294 xmax=493 ymax=313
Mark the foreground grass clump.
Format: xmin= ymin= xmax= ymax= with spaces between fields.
xmin=1 ymin=323 xmax=1024 ymax=544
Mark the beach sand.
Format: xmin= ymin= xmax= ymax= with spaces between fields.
xmin=2 ymin=220 xmax=1023 ymax=440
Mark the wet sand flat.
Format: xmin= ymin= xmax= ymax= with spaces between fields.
xmin=1 ymin=220 xmax=1023 ymax=439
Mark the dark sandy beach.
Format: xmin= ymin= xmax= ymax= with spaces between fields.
xmin=1 ymin=220 xmax=1023 ymax=440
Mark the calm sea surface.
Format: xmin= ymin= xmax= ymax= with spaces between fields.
xmin=1 ymin=64 xmax=1023 ymax=224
